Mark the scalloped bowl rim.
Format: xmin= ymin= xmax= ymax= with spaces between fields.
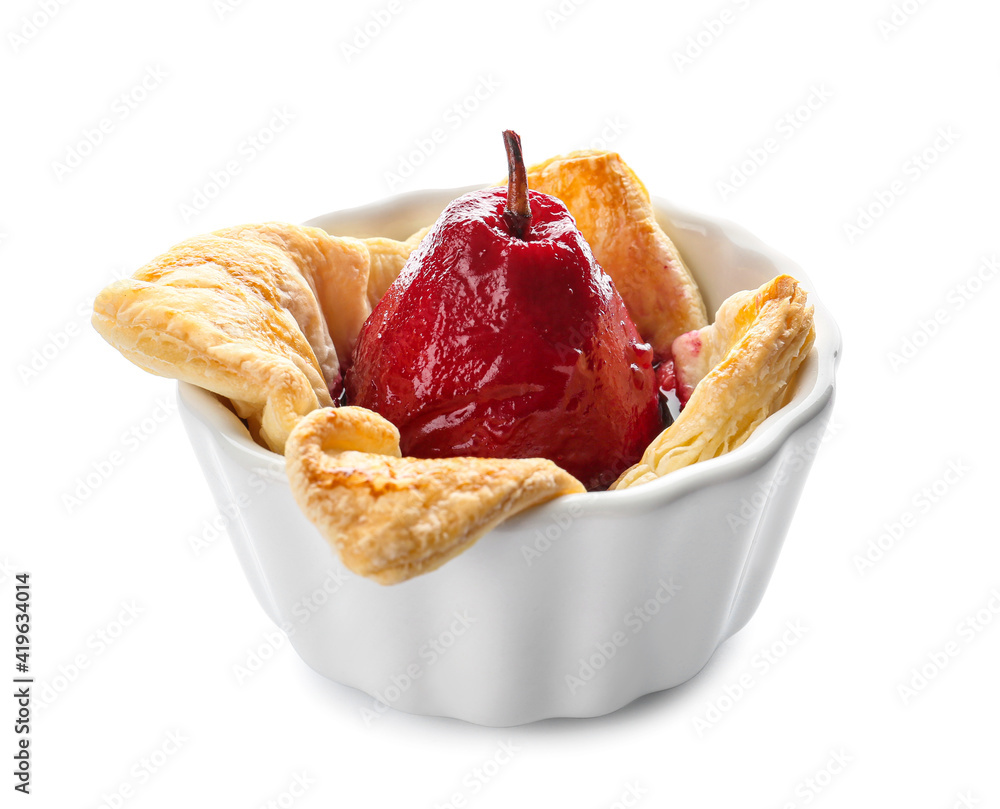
xmin=179 ymin=186 xmax=841 ymax=517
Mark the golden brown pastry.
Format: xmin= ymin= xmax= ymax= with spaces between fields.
xmin=92 ymin=222 xmax=425 ymax=454
xmin=365 ymin=226 xmax=432 ymax=308
xmin=613 ymin=275 xmax=815 ymax=489
xmin=518 ymin=150 xmax=708 ymax=355
xmin=285 ymin=406 xmax=585 ymax=584
xmin=91 ymin=158 xmax=815 ymax=586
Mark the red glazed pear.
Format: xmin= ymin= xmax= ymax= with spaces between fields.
xmin=347 ymin=132 xmax=662 ymax=490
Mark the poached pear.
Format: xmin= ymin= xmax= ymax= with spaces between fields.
xmin=347 ymin=131 xmax=662 ymax=490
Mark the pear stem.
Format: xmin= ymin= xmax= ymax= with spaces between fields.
xmin=502 ymin=130 xmax=531 ymax=239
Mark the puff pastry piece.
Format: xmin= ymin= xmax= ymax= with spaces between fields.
xmin=286 ymin=406 xmax=585 ymax=584
xmin=92 ymin=222 xmax=425 ymax=453
xmin=518 ymin=150 xmax=708 ymax=355
xmin=613 ymin=275 xmax=815 ymax=489
xmin=365 ymin=226 xmax=432 ymax=308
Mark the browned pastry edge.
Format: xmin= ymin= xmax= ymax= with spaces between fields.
xmin=285 ymin=407 xmax=585 ymax=584
xmin=612 ymin=275 xmax=815 ymax=488
xmin=93 ymin=223 xmax=426 ymax=453
xmin=506 ymin=149 xmax=709 ymax=355
xmin=92 ymin=178 xmax=815 ymax=583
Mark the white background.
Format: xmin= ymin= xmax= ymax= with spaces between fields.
xmin=4 ymin=0 xmax=999 ymax=806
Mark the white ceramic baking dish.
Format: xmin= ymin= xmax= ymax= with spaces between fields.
xmin=178 ymin=187 xmax=840 ymax=726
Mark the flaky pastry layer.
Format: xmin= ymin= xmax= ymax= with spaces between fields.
xmin=519 ymin=150 xmax=708 ymax=355
xmin=92 ymin=222 xmax=424 ymax=453
xmin=285 ymin=407 xmax=585 ymax=584
xmin=92 ymin=168 xmax=816 ymax=584
xmin=613 ymin=275 xmax=815 ymax=489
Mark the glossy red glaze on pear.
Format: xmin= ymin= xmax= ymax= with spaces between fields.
xmin=346 ymin=187 xmax=662 ymax=490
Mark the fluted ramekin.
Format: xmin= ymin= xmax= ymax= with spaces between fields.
xmin=178 ymin=188 xmax=840 ymax=726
